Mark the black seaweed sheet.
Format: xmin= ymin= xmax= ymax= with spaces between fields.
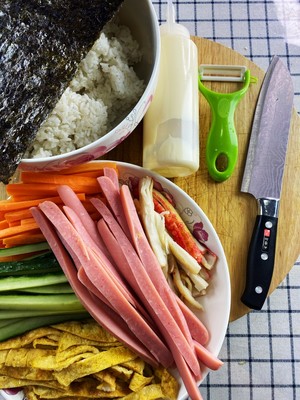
xmin=0 ymin=0 xmax=124 ymax=183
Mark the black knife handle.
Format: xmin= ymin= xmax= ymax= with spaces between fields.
xmin=241 ymin=213 xmax=278 ymax=310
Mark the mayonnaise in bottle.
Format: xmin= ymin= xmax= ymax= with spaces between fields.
xmin=143 ymin=0 xmax=199 ymax=177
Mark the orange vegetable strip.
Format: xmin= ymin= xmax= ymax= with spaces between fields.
xmin=7 ymin=195 xmax=58 ymax=202
xmin=4 ymin=209 xmax=33 ymax=223
xmin=56 ymin=161 xmax=118 ymax=175
xmin=0 ymin=222 xmax=40 ymax=239
xmin=20 ymin=218 xmax=36 ymax=225
xmin=0 ymin=194 xmax=86 ymax=213
xmin=20 ymin=171 xmax=98 ymax=187
xmin=8 ymin=221 xmax=20 ymax=227
xmin=0 ymin=220 xmax=9 ymax=229
xmin=2 ymin=233 xmax=45 ymax=248
xmin=6 ymin=183 xmax=99 ymax=197
xmin=59 ymin=171 xmax=110 ymax=178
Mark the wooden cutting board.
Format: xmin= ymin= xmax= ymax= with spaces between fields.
xmin=1 ymin=38 xmax=298 ymax=321
xmin=104 ymin=37 xmax=300 ymax=321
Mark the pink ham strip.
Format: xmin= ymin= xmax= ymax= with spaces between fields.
xmin=57 ymin=185 xmax=108 ymax=255
xmin=63 ymin=204 xmax=153 ymax=325
xmin=120 ymin=184 xmax=195 ymax=348
xmin=62 ymin=205 xmax=139 ymax=308
xmin=176 ymin=297 xmax=210 ymax=346
xmin=168 ymin=339 xmax=204 ymax=400
xmin=193 ymin=340 xmax=223 ymax=371
xmin=103 ymin=167 xmax=120 ymax=192
xmin=97 ymin=218 xmax=160 ymax=334
xmin=90 ymin=197 xmax=200 ymax=377
xmin=97 ymin=175 xmax=131 ymax=239
xmin=38 ymin=201 xmax=172 ymax=368
xmin=30 ymin=206 xmax=157 ymax=366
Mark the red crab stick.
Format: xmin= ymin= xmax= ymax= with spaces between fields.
xmin=30 ymin=206 xmax=157 ymax=367
xmin=153 ymin=189 xmax=216 ymax=270
xmin=90 ymin=197 xmax=200 ymax=377
xmin=38 ymin=201 xmax=172 ymax=368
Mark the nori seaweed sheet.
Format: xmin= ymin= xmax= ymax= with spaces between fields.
xmin=0 ymin=0 xmax=124 ymax=183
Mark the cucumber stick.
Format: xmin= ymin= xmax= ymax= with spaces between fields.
xmin=0 ymin=242 xmax=50 ymax=258
xmin=0 ymin=309 xmax=87 ymax=319
xmin=0 ymin=251 xmax=61 ymax=276
xmin=19 ymin=282 xmax=73 ymax=294
xmin=0 ymin=273 xmax=68 ymax=292
xmin=0 ymin=293 xmax=85 ymax=311
xmin=0 ymin=313 xmax=89 ymax=342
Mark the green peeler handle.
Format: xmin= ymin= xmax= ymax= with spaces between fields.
xmin=198 ymin=70 xmax=252 ymax=182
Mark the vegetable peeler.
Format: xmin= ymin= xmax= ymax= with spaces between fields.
xmin=198 ymin=65 xmax=256 ymax=182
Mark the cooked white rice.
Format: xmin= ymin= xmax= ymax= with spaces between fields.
xmin=26 ymin=22 xmax=145 ymax=158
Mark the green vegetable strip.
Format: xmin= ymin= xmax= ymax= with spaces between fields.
xmin=0 ymin=309 xmax=88 ymax=319
xmin=0 ymin=242 xmax=50 ymax=257
xmin=0 ymin=273 xmax=68 ymax=292
xmin=0 ymin=318 xmax=23 ymax=328
xmin=0 ymin=293 xmax=85 ymax=311
xmin=18 ymin=282 xmax=73 ymax=294
xmin=0 ymin=313 xmax=90 ymax=342
xmin=0 ymin=251 xmax=61 ymax=276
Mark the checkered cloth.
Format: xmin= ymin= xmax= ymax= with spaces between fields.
xmin=153 ymin=1 xmax=300 ymax=399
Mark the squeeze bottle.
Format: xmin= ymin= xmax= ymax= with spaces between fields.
xmin=142 ymin=0 xmax=199 ymax=177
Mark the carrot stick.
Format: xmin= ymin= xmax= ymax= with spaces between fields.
xmin=0 ymin=222 xmax=40 ymax=239
xmin=20 ymin=172 xmax=99 ymax=186
xmin=55 ymin=162 xmax=118 ymax=175
xmin=0 ymin=194 xmax=86 ymax=213
xmin=20 ymin=218 xmax=36 ymax=225
xmin=0 ymin=220 xmax=9 ymax=229
xmin=2 ymin=232 xmax=45 ymax=247
xmin=4 ymin=209 xmax=33 ymax=223
xmin=8 ymin=221 xmax=20 ymax=227
xmin=6 ymin=183 xmax=99 ymax=197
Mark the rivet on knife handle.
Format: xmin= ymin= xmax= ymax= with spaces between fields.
xmin=241 ymin=198 xmax=279 ymax=310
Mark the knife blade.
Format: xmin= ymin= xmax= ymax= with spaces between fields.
xmin=241 ymin=55 xmax=294 ymax=310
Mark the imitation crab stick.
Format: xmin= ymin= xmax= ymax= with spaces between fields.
xmin=153 ymin=189 xmax=217 ymax=270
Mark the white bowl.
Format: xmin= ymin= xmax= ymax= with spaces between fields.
xmin=0 ymin=161 xmax=230 ymax=400
xmin=19 ymin=0 xmax=160 ymax=173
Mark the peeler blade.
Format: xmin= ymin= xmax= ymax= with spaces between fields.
xmin=199 ymin=64 xmax=247 ymax=82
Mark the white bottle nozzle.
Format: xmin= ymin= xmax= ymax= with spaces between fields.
xmin=166 ymin=0 xmax=176 ymax=24
xmin=161 ymin=0 xmax=190 ymax=37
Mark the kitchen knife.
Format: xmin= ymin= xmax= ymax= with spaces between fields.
xmin=241 ymin=56 xmax=294 ymax=310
